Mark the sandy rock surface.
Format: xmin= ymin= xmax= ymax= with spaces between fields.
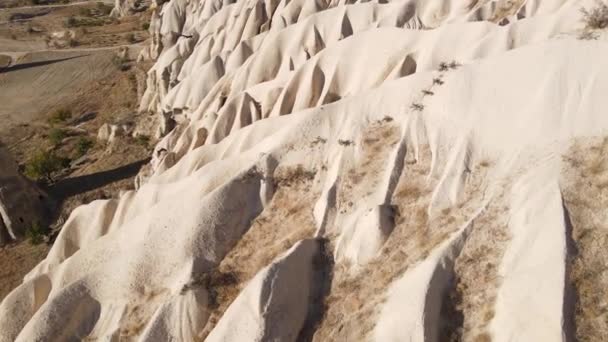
xmin=3 ymin=0 xmax=608 ymax=341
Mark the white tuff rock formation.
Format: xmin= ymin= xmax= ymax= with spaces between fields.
xmin=3 ymin=0 xmax=608 ymax=341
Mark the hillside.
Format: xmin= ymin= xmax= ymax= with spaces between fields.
xmin=0 ymin=0 xmax=151 ymax=308
xmin=2 ymin=0 xmax=608 ymax=341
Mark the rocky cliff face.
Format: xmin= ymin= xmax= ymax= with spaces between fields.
xmin=3 ymin=0 xmax=608 ymax=341
xmin=0 ymin=146 xmax=48 ymax=247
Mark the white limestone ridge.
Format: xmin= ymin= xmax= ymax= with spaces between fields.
xmin=4 ymin=0 xmax=608 ymax=341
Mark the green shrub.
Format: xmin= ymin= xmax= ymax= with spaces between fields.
xmin=141 ymin=22 xmax=150 ymax=30
xmin=75 ymin=137 xmax=94 ymax=157
xmin=78 ymin=7 xmax=92 ymax=16
xmin=579 ymin=1 xmax=608 ymax=40
xmin=25 ymin=220 xmax=47 ymax=245
xmin=125 ymin=33 xmax=136 ymax=43
xmin=48 ymin=108 xmax=72 ymax=124
xmin=135 ymin=134 xmax=150 ymax=147
xmin=48 ymin=128 xmax=67 ymax=146
xmin=64 ymin=15 xmax=107 ymax=28
xmin=24 ymin=151 xmax=70 ymax=182
xmin=112 ymin=54 xmax=130 ymax=71
xmin=96 ymin=1 xmax=112 ymax=15
xmin=65 ymin=15 xmax=77 ymax=27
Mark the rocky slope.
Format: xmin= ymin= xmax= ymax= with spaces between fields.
xmin=3 ymin=0 xmax=608 ymax=341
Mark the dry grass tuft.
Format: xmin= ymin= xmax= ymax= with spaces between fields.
xmin=347 ymin=169 xmax=367 ymax=187
xmin=338 ymin=139 xmax=353 ymax=146
xmin=337 ymin=121 xmax=400 ymax=214
xmin=311 ymin=136 xmax=327 ymax=146
xmin=581 ymin=1 xmax=608 ymax=30
xmin=561 ymin=137 xmax=608 ymax=342
xmin=446 ymin=195 xmax=510 ymax=340
xmin=273 ymin=164 xmax=317 ymax=188
xmin=116 ymin=288 xmax=169 ymax=339
xmin=410 ymin=103 xmax=424 ymax=112
xmin=483 ymin=308 xmax=495 ymax=322
xmin=396 ymin=183 xmax=423 ymax=200
xmin=585 ymin=158 xmax=604 ymax=175
xmin=433 ymin=77 xmax=445 ymax=85
xmin=438 ymin=61 xmax=461 ymax=72
xmin=448 ymin=61 xmax=461 ymax=69
xmin=490 ymin=0 xmax=524 ymax=23
xmin=579 ymin=30 xmax=599 ymax=40
xmin=181 ymin=270 xmax=239 ymax=309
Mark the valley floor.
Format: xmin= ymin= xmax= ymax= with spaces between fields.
xmin=0 ymin=0 xmax=150 ymax=301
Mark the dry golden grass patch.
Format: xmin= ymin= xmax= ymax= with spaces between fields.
xmin=561 ymin=137 xmax=608 ymax=342
xmin=110 ymin=287 xmax=169 ymax=339
xmin=581 ymin=0 xmax=608 ymax=31
xmin=336 ymin=121 xmax=400 ymax=213
xmin=316 ymin=172 xmax=425 ymax=340
xmin=396 ymin=183 xmax=423 ymax=203
xmin=489 ymin=0 xmax=525 ymax=23
xmin=196 ymin=170 xmax=319 ymax=340
xmin=443 ymin=191 xmax=510 ymax=341
xmin=312 ymin=144 xmax=491 ymax=341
